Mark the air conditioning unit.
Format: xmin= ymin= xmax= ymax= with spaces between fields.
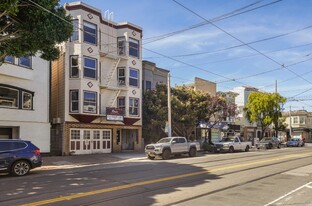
xmin=52 ymin=117 xmax=61 ymax=124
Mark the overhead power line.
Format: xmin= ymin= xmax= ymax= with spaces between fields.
xmin=143 ymin=0 xmax=282 ymax=45
xmin=172 ymin=0 xmax=312 ymax=91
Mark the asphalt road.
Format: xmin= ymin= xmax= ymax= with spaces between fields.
xmin=1 ymin=146 xmax=311 ymax=206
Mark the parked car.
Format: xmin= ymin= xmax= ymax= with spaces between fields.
xmin=0 ymin=140 xmax=42 ymax=176
xmin=145 ymin=137 xmax=200 ymax=160
xmin=256 ymin=137 xmax=281 ymax=149
xmin=286 ymin=138 xmax=304 ymax=147
xmin=213 ymin=136 xmax=252 ymax=152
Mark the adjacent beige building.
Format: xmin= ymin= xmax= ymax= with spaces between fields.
xmin=51 ymin=2 xmax=143 ymax=155
xmin=142 ymin=60 xmax=169 ymax=91
xmin=283 ymin=110 xmax=312 ymax=143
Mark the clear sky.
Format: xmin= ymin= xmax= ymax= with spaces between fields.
xmin=60 ymin=0 xmax=312 ymax=111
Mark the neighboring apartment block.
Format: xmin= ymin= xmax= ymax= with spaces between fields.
xmin=194 ymin=77 xmax=216 ymax=96
xmin=283 ymin=110 xmax=312 ymax=143
xmin=142 ymin=60 xmax=169 ymax=91
xmin=232 ymin=86 xmax=259 ymax=141
xmin=51 ymin=2 xmax=143 ymax=155
xmin=0 ymin=55 xmax=50 ymax=152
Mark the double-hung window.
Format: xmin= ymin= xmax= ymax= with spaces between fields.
xmin=129 ymin=38 xmax=139 ymax=58
xmin=129 ymin=97 xmax=139 ymax=116
xmin=70 ymin=90 xmax=79 ymax=112
xmin=129 ymin=68 xmax=139 ymax=87
xmin=117 ymin=37 xmax=126 ymax=56
xmin=83 ymin=57 xmax=97 ymax=79
xmin=83 ymin=91 xmax=97 ymax=113
xmin=83 ymin=21 xmax=97 ymax=45
xmin=22 ymin=91 xmax=32 ymax=109
xmin=71 ymin=19 xmax=79 ymax=41
xmin=19 ymin=56 xmax=31 ymax=68
xmin=118 ymin=67 xmax=126 ymax=86
xmin=146 ymin=81 xmax=152 ymax=90
xmin=117 ymin=97 xmax=125 ymax=110
xmin=70 ymin=56 xmax=79 ymax=78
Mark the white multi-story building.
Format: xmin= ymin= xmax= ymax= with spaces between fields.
xmin=232 ymin=86 xmax=259 ymax=141
xmin=0 ymin=55 xmax=50 ymax=152
xmin=51 ymin=2 xmax=143 ymax=155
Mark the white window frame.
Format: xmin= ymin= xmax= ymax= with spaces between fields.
xmin=129 ymin=38 xmax=139 ymax=58
xmin=83 ymin=21 xmax=97 ymax=45
xmin=117 ymin=37 xmax=126 ymax=56
xmin=118 ymin=67 xmax=126 ymax=86
xmin=70 ymin=90 xmax=79 ymax=112
xmin=4 ymin=56 xmax=14 ymax=64
xmin=83 ymin=56 xmax=97 ymax=79
xmin=129 ymin=97 xmax=139 ymax=116
xmin=18 ymin=56 xmax=31 ymax=68
xmin=22 ymin=91 xmax=32 ymax=110
xmin=117 ymin=96 xmax=126 ymax=110
xmin=83 ymin=91 xmax=97 ymax=114
xmin=70 ymin=55 xmax=79 ymax=78
xmin=70 ymin=19 xmax=79 ymax=41
xmin=129 ymin=68 xmax=139 ymax=87
xmin=0 ymin=86 xmax=19 ymax=108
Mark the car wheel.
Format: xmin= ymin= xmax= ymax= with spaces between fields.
xmin=277 ymin=144 xmax=281 ymax=149
xmin=147 ymin=155 xmax=155 ymax=160
xmin=245 ymin=145 xmax=250 ymax=152
xmin=229 ymin=146 xmax=235 ymax=153
xmin=11 ymin=160 xmax=31 ymax=176
xmin=189 ymin=147 xmax=197 ymax=157
xmin=162 ymin=149 xmax=171 ymax=160
xmin=267 ymin=144 xmax=272 ymax=149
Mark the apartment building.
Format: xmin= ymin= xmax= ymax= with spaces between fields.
xmin=232 ymin=86 xmax=260 ymax=141
xmin=142 ymin=60 xmax=169 ymax=91
xmin=283 ymin=110 xmax=312 ymax=143
xmin=0 ymin=55 xmax=50 ymax=152
xmin=51 ymin=2 xmax=143 ymax=155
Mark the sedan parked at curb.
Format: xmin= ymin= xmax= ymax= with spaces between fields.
xmin=0 ymin=139 xmax=42 ymax=176
xmin=286 ymin=138 xmax=304 ymax=147
xmin=256 ymin=137 xmax=281 ymax=149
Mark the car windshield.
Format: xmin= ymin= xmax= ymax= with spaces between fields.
xmin=260 ymin=137 xmax=271 ymax=142
xmin=290 ymin=138 xmax=299 ymax=141
xmin=220 ymin=137 xmax=234 ymax=142
xmin=157 ymin=138 xmax=172 ymax=143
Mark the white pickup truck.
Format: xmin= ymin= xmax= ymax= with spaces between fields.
xmin=213 ymin=136 xmax=252 ymax=153
xmin=145 ymin=137 xmax=200 ymax=160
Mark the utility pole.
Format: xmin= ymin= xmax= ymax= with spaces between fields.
xmin=275 ymin=80 xmax=277 ymax=93
xmin=289 ymin=105 xmax=292 ymax=139
xmin=167 ymin=73 xmax=172 ymax=137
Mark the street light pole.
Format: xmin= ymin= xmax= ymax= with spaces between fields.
xmin=289 ymin=105 xmax=292 ymax=139
xmin=167 ymin=73 xmax=172 ymax=137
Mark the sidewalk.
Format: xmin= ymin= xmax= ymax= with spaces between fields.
xmin=40 ymin=152 xmax=147 ymax=170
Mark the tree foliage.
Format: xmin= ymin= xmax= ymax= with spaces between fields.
xmin=0 ymin=0 xmax=73 ymax=62
xmin=142 ymin=84 xmax=237 ymax=143
xmin=244 ymin=92 xmax=286 ymax=139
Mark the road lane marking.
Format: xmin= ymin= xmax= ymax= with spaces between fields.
xmin=264 ymin=182 xmax=312 ymax=206
xmin=21 ymin=151 xmax=312 ymax=206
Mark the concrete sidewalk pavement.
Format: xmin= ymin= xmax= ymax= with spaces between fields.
xmin=40 ymin=152 xmax=147 ymax=170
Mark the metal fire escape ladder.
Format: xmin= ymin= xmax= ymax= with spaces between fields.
xmin=105 ymin=57 xmax=121 ymax=87
xmin=110 ymin=89 xmax=121 ymax=107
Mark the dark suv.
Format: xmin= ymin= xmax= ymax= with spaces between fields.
xmin=0 ymin=140 xmax=42 ymax=176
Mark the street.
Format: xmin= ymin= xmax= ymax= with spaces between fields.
xmin=1 ymin=146 xmax=312 ymax=206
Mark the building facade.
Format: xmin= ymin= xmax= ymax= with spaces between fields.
xmin=0 ymin=55 xmax=50 ymax=152
xmin=142 ymin=60 xmax=169 ymax=91
xmin=232 ymin=86 xmax=261 ymax=141
xmin=194 ymin=77 xmax=216 ymax=96
xmin=51 ymin=2 xmax=143 ymax=155
xmin=283 ymin=110 xmax=312 ymax=143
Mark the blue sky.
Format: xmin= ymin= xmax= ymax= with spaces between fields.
xmin=60 ymin=0 xmax=312 ymax=111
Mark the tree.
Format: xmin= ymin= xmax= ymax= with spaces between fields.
xmin=0 ymin=0 xmax=73 ymax=62
xmin=271 ymin=93 xmax=287 ymax=137
xmin=244 ymin=92 xmax=286 ymax=140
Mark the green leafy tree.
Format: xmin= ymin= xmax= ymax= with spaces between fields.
xmin=244 ymin=92 xmax=286 ymax=140
xmin=271 ymin=93 xmax=287 ymax=136
xmin=0 ymin=0 xmax=73 ymax=62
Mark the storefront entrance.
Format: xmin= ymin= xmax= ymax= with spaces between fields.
xmin=121 ymin=129 xmax=138 ymax=150
xmin=70 ymin=129 xmax=112 ymax=154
